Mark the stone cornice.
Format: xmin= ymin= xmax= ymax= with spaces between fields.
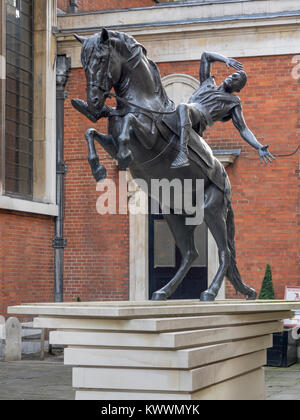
xmin=56 ymin=0 xmax=300 ymax=67
xmin=56 ymin=0 xmax=300 ymax=37
xmin=213 ymin=149 xmax=241 ymax=167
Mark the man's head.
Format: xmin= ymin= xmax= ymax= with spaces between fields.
xmin=223 ymin=70 xmax=247 ymax=93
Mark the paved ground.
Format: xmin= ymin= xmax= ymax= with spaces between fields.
xmin=0 ymin=354 xmax=74 ymax=400
xmin=265 ymin=363 xmax=300 ymax=400
xmin=0 ymin=354 xmax=299 ymax=400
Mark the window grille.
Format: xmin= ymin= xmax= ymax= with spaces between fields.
xmin=5 ymin=0 xmax=33 ymax=199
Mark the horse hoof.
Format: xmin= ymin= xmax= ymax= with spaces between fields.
xmin=117 ymin=151 xmax=133 ymax=170
xmin=152 ymin=291 xmax=168 ymax=301
xmin=246 ymin=289 xmax=257 ymax=300
xmin=93 ymin=165 xmax=107 ymax=182
xmin=200 ymin=291 xmax=216 ymax=302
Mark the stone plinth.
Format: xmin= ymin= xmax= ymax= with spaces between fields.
xmin=8 ymin=300 xmax=300 ymax=400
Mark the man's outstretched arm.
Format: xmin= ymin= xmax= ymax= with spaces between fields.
xmin=200 ymin=52 xmax=243 ymax=84
xmin=232 ymin=105 xmax=274 ymax=163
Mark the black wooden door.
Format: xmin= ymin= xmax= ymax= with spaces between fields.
xmin=149 ymin=209 xmax=208 ymax=300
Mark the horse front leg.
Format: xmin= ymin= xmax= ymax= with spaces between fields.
xmin=85 ymin=128 xmax=118 ymax=182
xmin=117 ymin=112 xmax=159 ymax=169
xmin=116 ymin=113 xmax=135 ymax=170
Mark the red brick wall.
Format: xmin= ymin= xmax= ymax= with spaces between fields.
xmin=64 ymin=54 xmax=299 ymax=302
xmin=77 ymin=0 xmax=155 ymax=12
xmin=0 ymin=210 xmax=54 ymax=316
xmin=58 ymin=0 xmax=155 ymax=12
xmin=63 ymin=69 xmax=129 ymax=302
xmin=4 ymin=3 xmax=296 ymax=317
xmin=57 ymin=0 xmax=69 ymax=12
xmin=159 ymin=55 xmax=300 ymax=298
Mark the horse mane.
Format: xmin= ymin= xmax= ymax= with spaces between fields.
xmin=81 ymin=30 xmax=147 ymax=67
xmin=80 ymin=33 xmax=104 ymax=69
xmin=81 ymin=30 xmax=172 ymax=110
xmin=109 ymin=31 xmax=172 ymax=109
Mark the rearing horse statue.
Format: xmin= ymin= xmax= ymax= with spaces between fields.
xmin=72 ymin=28 xmax=259 ymax=301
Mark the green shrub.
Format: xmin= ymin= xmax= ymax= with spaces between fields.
xmin=259 ymin=264 xmax=275 ymax=300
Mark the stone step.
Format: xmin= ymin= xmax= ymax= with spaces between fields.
xmin=64 ymin=334 xmax=272 ymax=369
xmin=50 ymin=320 xmax=282 ymax=349
xmin=72 ymin=350 xmax=266 ymax=393
xmin=8 ymin=299 xmax=300 ymax=318
xmin=75 ymin=368 xmax=265 ymax=401
xmin=34 ymin=310 xmax=292 ymax=332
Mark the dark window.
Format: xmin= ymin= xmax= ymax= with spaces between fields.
xmin=5 ymin=0 xmax=33 ymax=199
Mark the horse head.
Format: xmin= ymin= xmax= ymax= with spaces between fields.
xmin=74 ymin=28 xmax=122 ymax=114
xmin=74 ymin=29 xmax=155 ymax=115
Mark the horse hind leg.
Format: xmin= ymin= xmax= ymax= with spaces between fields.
xmin=226 ymin=204 xmax=257 ymax=300
xmin=201 ymin=184 xmax=231 ymax=301
xmin=85 ymin=128 xmax=118 ymax=182
xmin=152 ymin=213 xmax=198 ymax=301
xmin=203 ymin=184 xmax=257 ymax=301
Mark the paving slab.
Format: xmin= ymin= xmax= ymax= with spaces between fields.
xmin=265 ymin=363 xmax=300 ymax=400
xmin=0 ymin=354 xmax=74 ymax=400
xmin=0 ymin=355 xmax=299 ymax=400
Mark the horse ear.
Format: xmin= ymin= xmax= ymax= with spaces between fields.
xmin=74 ymin=34 xmax=87 ymax=44
xmin=100 ymin=28 xmax=109 ymax=44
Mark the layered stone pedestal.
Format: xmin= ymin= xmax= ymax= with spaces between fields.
xmin=8 ymin=300 xmax=300 ymax=400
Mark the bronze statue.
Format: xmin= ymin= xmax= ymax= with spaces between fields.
xmin=172 ymin=52 xmax=274 ymax=168
xmin=72 ymin=29 xmax=272 ymax=301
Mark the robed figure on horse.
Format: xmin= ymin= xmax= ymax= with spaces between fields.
xmin=72 ymin=28 xmax=274 ymax=301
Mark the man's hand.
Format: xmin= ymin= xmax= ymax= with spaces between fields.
xmin=259 ymin=145 xmax=275 ymax=164
xmin=225 ymin=58 xmax=244 ymax=71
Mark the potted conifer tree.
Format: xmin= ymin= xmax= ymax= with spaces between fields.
xmin=259 ymin=264 xmax=274 ymax=300
xmin=259 ymin=265 xmax=297 ymax=367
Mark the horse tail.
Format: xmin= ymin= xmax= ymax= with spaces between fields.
xmin=226 ymin=203 xmax=257 ymax=299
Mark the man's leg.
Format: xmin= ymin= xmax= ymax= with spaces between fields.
xmin=171 ymin=103 xmax=202 ymax=169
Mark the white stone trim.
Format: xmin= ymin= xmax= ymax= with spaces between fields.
xmin=0 ymin=196 xmax=58 ymax=216
xmin=57 ymin=0 xmax=300 ymax=33
xmin=0 ymin=315 xmax=5 ymax=340
xmin=162 ymin=73 xmax=199 ymax=106
xmin=57 ymin=0 xmax=300 ymax=67
xmin=32 ymin=0 xmax=57 ymax=205
xmin=128 ymin=173 xmax=149 ymax=301
xmin=58 ymin=25 xmax=300 ymax=68
xmin=0 ymin=0 xmax=57 ymax=213
xmin=162 ymin=73 xmax=199 ymax=90
xmin=213 ymin=150 xmax=241 ymax=168
xmin=0 ymin=54 xmax=5 ymax=80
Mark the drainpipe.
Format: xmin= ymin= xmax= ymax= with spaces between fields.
xmin=53 ymin=55 xmax=71 ymax=302
xmin=67 ymin=0 xmax=78 ymax=13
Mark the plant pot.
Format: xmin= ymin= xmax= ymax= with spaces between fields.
xmin=266 ymin=328 xmax=297 ymax=367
